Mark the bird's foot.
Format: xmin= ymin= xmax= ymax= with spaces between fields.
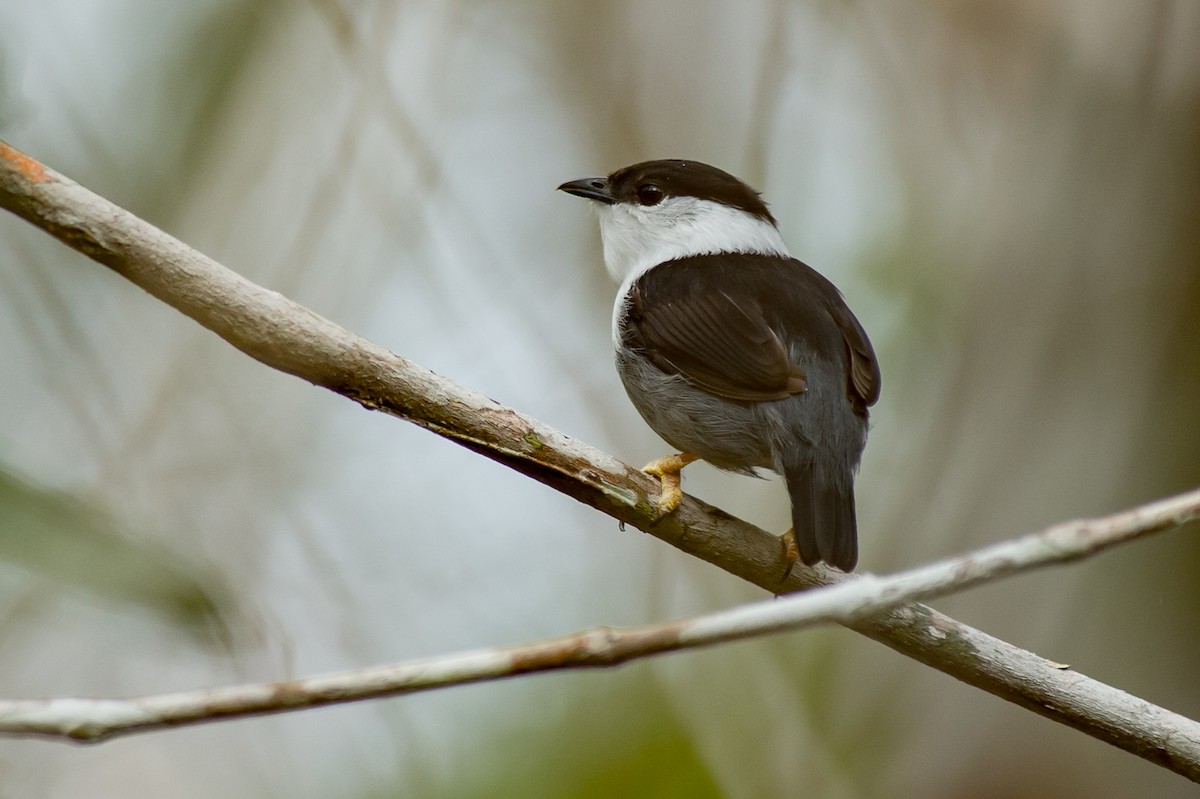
xmin=778 ymin=528 xmax=800 ymax=584
xmin=641 ymin=452 xmax=700 ymax=513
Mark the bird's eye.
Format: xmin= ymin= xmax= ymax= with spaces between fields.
xmin=636 ymin=183 xmax=664 ymax=206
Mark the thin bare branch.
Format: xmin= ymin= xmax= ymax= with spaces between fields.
xmin=0 ymin=487 xmax=1197 ymax=753
xmin=2 ymin=140 xmax=1198 ymax=779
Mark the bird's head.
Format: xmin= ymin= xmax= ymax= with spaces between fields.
xmin=558 ymin=159 xmax=790 ymax=283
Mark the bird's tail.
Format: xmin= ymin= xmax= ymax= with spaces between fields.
xmin=782 ymin=460 xmax=858 ymax=572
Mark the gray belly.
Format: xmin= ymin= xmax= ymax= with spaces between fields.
xmin=614 ymin=346 xmax=868 ymax=479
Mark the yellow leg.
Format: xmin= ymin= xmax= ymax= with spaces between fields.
xmin=779 ymin=528 xmax=800 ymax=583
xmin=641 ymin=452 xmax=700 ymax=513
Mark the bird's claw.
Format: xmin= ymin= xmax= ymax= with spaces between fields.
xmin=641 ymin=452 xmax=700 ymax=513
xmin=778 ymin=528 xmax=800 ymax=585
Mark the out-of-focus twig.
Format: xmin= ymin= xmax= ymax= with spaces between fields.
xmin=0 ymin=489 xmax=1198 ymax=749
xmin=2 ymin=140 xmax=1198 ymax=780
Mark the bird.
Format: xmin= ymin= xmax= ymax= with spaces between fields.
xmin=558 ymin=159 xmax=880 ymax=572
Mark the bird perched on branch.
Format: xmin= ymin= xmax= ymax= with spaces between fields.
xmin=559 ymin=159 xmax=880 ymax=572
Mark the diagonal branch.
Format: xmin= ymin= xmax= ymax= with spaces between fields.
xmin=1 ymin=140 xmax=1198 ymax=780
xmin=0 ymin=488 xmax=1197 ymax=748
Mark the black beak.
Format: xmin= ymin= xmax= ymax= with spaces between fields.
xmin=557 ymin=177 xmax=615 ymax=204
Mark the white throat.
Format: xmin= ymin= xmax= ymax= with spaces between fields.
xmin=596 ymin=196 xmax=790 ymax=285
xmin=596 ymin=196 xmax=792 ymax=343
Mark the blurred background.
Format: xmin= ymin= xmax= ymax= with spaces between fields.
xmin=1 ymin=1 xmax=1198 ymax=796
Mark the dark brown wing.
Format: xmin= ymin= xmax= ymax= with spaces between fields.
xmin=624 ymin=282 xmax=806 ymax=403
xmin=621 ymin=254 xmax=879 ymax=410
xmin=827 ymin=298 xmax=880 ymax=411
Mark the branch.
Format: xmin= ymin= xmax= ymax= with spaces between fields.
xmin=2 ymin=140 xmax=1198 ymax=779
xmin=0 ymin=488 xmax=1197 ymax=751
